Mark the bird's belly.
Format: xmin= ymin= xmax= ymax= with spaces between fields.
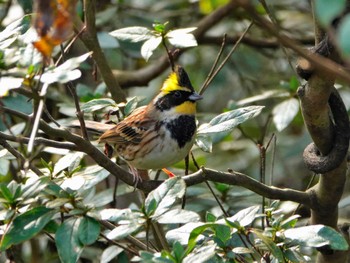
xmin=127 ymin=135 xmax=194 ymax=170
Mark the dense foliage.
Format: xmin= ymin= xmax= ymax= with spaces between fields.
xmin=0 ymin=0 xmax=350 ymax=262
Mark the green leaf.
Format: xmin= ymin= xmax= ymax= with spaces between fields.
xmin=166 ymin=27 xmax=198 ymax=48
xmin=53 ymin=152 xmax=85 ymax=176
xmin=206 ymin=212 xmax=216 ymax=223
xmin=81 ymin=98 xmax=116 ymax=113
xmin=40 ymin=53 xmax=91 ymax=84
xmin=124 ymin=96 xmax=138 ymax=116
xmin=289 ymin=76 xmax=299 ymax=92
xmin=101 ymin=246 xmax=123 ymax=263
xmin=100 ymin=208 xmax=145 ymax=240
xmin=73 ymin=165 xmax=110 ymax=190
xmin=139 ymin=251 xmax=174 ymax=263
xmin=106 ymin=223 xmax=142 ymax=240
xmin=109 ymin=26 xmax=153 ymax=42
xmin=225 ymin=205 xmax=260 ymax=227
xmin=337 ymin=14 xmax=350 ymax=58
xmin=183 ymin=243 xmax=216 ymax=263
xmin=141 ymin=36 xmax=162 ymax=61
xmin=172 ymin=241 xmax=185 ymax=261
xmin=232 ymin=247 xmax=253 ymax=254
xmin=56 ymin=217 xmax=84 ymax=263
xmin=78 ymin=216 xmax=100 ymax=245
xmin=166 ymin=222 xmax=205 ymax=245
xmin=272 ymin=98 xmax=299 ymax=132
xmin=214 ymin=224 xmax=231 ymax=246
xmin=0 ymin=184 xmax=13 ymax=202
xmin=186 ymin=223 xmax=221 ymax=253
xmin=283 ymin=225 xmax=349 ymax=250
xmin=0 ymin=207 xmax=54 ymax=250
xmin=145 ymin=177 xmax=186 ymax=218
xmin=195 ymin=135 xmax=212 ymax=153
xmin=251 ymin=229 xmax=285 ymax=261
xmin=156 ymin=209 xmax=200 ymax=224
xmin=315 ymin=0 xmax=346 ymax=27
xmin=280 ymin=214 xmax=300 ymax=229
xmin=197 ymin=106 xmax=264 ymax=135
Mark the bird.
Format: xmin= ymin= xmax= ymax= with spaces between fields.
xmin=98 ymin=65 xmax=202 ymax=184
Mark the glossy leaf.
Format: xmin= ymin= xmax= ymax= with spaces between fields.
xmin=156 ymin=209 xmax=200 ymax=224
xmin=197 ymin=106 xmax=264 ymax=135
xmin=0 ymin=207 xmax=55 ymax=250
xmin=225 ymin=205 xmax=260 ymax=227
xmin=55 ymin=217 xmax=84 ymax=263
xmin=145 ymin=177 xmax=186 ymax=217
xmin=272 ymin=98 xmax=299 ymax=131
xmin=183 ymin=243 xmax=216 ymax=263
xmin=40 ymin=53 xmax=91 ymax=84
xmin=166 ymin=222 xmax=205 ymax=245
xmin=101 ymin=246 xmax=123 ymax=263
xmin=251 ymin=229 xmax=285 ymax=261
xmin=53 ymin=152 xmax=85 ymax=176
xmin=284 ymin=225 xmax=349 ymax=250
xmin=141 ymin=36 xmax=162 ymax=61
xmin=81 ymin=98 xmax=116 ymax=113
xmin=195 ymin=135 xmax=212 ymax=153
xmin=166 ymin=27 xmax=197 ymax=48
xmin=78 ymin=216 xmax=100 ymax=245
xmin=124 ymin=96 xmax=139 ymax=116
xmin=109 ymin=26 xmax=152 ymax=42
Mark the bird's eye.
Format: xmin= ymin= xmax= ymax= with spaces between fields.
xmin=174 ymin=91 xmax=181 ymax=98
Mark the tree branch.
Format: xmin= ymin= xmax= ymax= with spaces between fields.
xmin=0 ymin=105 xmax=313 ymax=207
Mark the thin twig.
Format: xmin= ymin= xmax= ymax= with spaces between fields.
xmin=199 ymin=22 xmax=254 ymax=95
xmin=0 ymin=138 xmax=43 ymax=176
xmin=28 ymin=82 xmax=49 ymax=153
xmin=199 ymin=34 xmax=227 ymax=95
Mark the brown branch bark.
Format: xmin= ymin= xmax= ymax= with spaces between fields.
xmin=0 ymin=106 xmax=313 ymax=208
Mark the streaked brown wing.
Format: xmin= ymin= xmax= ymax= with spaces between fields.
xmin=98 ymin=106 xmax=154 ymax=145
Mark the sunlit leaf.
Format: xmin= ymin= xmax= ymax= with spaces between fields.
xmin=166 ymin=27 xmax=197 ymax=48
xmin=197 ymin=106 xmax=264 ymax=135
xmin=183 ymin=244 xmax=216 ymax=263
xmin=225 ymin=205 xmax=260 ymax=227
xmin=145 ymin=177 xmax=186 ymax=217
xmin=53 ymin=152 xmax=85 ymax=176
xmin=0 ymin=77 xmax=23 ymax=97
xmin=109 ymin=26 xmax=153 ymax=42
xmin=141 ymin=36 xmax=162 ymax=61
xmin=284 ymin=225 xmax=349 ymax=250
xmin=124 ymin=96 xmax=139 ymax=116
xmin=81 ymin=98 xmax=116 ymax=113
xmin=40 ymin=53 xmax=91 ymax=84
xmin=0 ymin=207 xmax=55 ymax=250
xmin=195 ymin=135 xmax=212 ymax=153
xmin=166 ymin=222 xmax=205 ymax=245
xmin=272 ymin=98 xmax=299 ymax=132
xmin=101 ymin=246 xmax=123 ymax=263
xmin=251 ymin=229 xmax=285 ymax=261
xmin=156 ymin=209 xmax=200 ymax=224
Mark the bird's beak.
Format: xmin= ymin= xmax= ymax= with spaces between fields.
xmin=189 ymin=92 xmax=203 ymax=101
